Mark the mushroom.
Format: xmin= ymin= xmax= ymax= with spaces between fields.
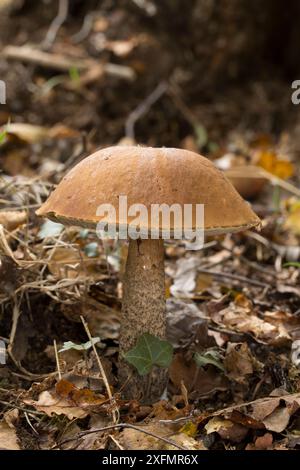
xmin=36 ymin=146 xmax=260 ymax=401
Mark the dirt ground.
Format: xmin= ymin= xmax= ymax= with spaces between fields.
xmin=0 ymin=0 xmax=300 ymax=451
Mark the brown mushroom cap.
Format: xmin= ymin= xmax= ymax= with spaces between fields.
xmin=36 ymin=146 xmax=261 ymax=235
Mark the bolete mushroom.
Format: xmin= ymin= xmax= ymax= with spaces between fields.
xmin=36 ymin=146 xmax=260 ymax=401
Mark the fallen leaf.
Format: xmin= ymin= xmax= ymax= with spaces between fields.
xmin=210 ymin=302 xmax=292 ymax=345
xmin=262 ymin=407 xmax=290 ymax=433
xmin=254 ymin=433 xmax=273 ymax=450
xmin=47 ymin=246 xmax=104 ymax=280
xmin=179 ymin=422 xmax=198 ymax=438
xmin=0 ymin=210 xmax=27 ymax=231
xmin=24 ymin=390 xmax=88 ymax=419
xmin=205 ymin=417 xmax=248 ymax=443
xmin=55 ymin=379 xmax=106 ymax=406
xmin=170 ymin=257 xmax=199 ymax=298
xmin=166 ymin=298 xmax=206 ymax=348
xmin=61 ymin=300 xmax=120 ymax=341
xmin=2 ymin=122 xmax=49 ymax=143
xmin=0 ymin=420 xmax=20 ymax=450
xmin=224 ymin=342 xmax=263 ymax=383
xmin=285 ymin=207 xmax=300 ymax=236
xmin=257 ymin=150 xmax=294 ymax=180
xmin=169 ymin=353 xmax=229 ymax=396
xmin=211 ymin=394 xmax=300 ymax=435
xmin=120 ymin=424 xmax=204 ymax=450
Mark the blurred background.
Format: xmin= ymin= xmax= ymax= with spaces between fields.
xmin=1 ymin=0 xmax=300 ymax=157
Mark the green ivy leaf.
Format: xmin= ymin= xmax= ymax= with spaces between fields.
xmin=124 ymin=333 xmax=173 ymax=376
xmin=194 ymin=350 xmax=225 ymax=371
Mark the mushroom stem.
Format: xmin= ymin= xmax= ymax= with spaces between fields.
xmin=118 ymin=238 xmax=167 ymax=402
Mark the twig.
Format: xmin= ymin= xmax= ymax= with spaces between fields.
xmin=42 ymin=0 xmax=69 ymax=50
xmin=80 ymin=315 xmax=118 ymax=424
xmin=109 ymin=434 xmax=124 ymax=450
xmin=24 ymin=411 xmax=39 ymax=435
xmin=259 ymin=168 xmax=300 ymax=197
xmin=53 ymin=339 xmax=62 ymax=381
xmin=197 ymin=268 xmax=271 ymax=288
xmin=57 ymin=423 xmax=187 ymax=450
xmin=131 ymin=0 xmax=157 ymax=16
xmin=2 ymin=45 xmax=136 ymax=80
xmin=125 ymin=81 xmax=168 ymax=139
xmin=0 ymin=400 xmax=44 ymax=416
xmin=71 ymin=11 xmax=95 ymax=44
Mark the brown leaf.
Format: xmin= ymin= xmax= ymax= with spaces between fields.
xmin=262 ymin=407 xmax=290 ymax=433
xmin=0 ymin=420 xmax=20 ymax=450
xmin=169 ymin=353 xmax=229 ymax=396
xmin=257 ymin=150 xmax=294 ymax=180
xmin=205 ymin=417 xmax=248 ymax=443
xmin=24 ymin=390 xmax=88 ymax=420
xmin=0 ymin=210 xmax=27 ymax=231
xmin=211 ymin=393 xmax=300 ymax=434
xmin=254 ymin=433 xmax=273 ymax=450
xmin=55 ymin=379 xmax=106 ymax=406
xmin=120 ymin=424 xmax=204 ymax=450
xmin=210 ymin=302 xmax=292 ymax=345
xmin=224 ymin=342 xmax=263 ymax=383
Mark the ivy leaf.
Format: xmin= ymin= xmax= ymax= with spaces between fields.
xmin=124 ymin=333 xmax=173 ymax=376
xmin=194 ymin=350 xmax=225 ymax=371
xmin=59 ymin=338 xmax=100 ymax=353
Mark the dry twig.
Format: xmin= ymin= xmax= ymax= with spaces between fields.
xmin=80 ymin=315 xmax=118 ymax=424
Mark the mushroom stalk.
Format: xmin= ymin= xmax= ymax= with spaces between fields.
xmin=119 ymin=238 xmax=167 ymax=402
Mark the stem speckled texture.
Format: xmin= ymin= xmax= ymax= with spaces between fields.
xmin=118 ymin=238 xmax=167 ymax=402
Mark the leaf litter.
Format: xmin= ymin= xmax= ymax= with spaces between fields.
xmin=0 ymin=1 xmax=300 ymax=452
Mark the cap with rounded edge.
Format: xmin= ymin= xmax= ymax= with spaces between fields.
xmin=36 ymin=146 xmax=261 ymax=235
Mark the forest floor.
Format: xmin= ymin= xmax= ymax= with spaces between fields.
xmin=0 ymin=1 xmax=300 ymax=450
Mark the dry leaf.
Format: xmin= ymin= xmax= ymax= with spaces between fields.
xmin=24 ymin=390 xmax=88 ymax=419
xmin=47 ymin=245 xmax=107 ymax=280
xmin=224 ymin=342 xmax=263 ymax=383
xmin=0 ymin=210 xmax=27 ymax=231
xmin=210 ymin=302 xmax=292 ymax=345
xmin=254 ymin=433 xmax=273 ymax=450
xmin=121 ymin=424 xmax=203 ymax=450
xmin=0 ymin=420 xmax=20 ymax=450
xmin=221 ymin=394 xmax=300 ymax=434
xmin=2 ymin=123 xmax=49 ymax=143
xmin=170 ymin=257 xmax=199 ymax=297
xmin=169 ymin=353 xmax=229 ymax=396
xmin=262 ymin=407 xmax=290 ymax=433
xmin=257 ymin=150 xmax=294 ymax=180
xmin=205 ymin=417 xmax=248 ymax=443
xmin=285 ymin=207 xmax=300 ymax=236
xmin=55 ymin=379 xmax=106 ymax=406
